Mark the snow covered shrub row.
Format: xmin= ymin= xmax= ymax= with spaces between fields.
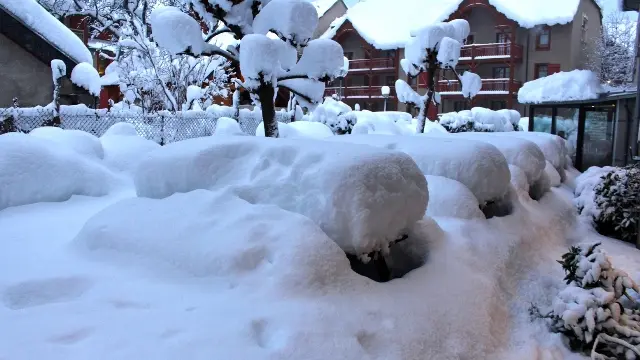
xmin=0 ymin=132 xmax=118 ymax=210
xmin=576 ymin=164 xmax=640 ymax=242
xmin=438 ymin=108 xmax=520 ymax=133
xmin=308 ymin=97 xmax=357 ymax=134
xmin=532 ymin=243 xmax=640 ymax=359
xmin=134 ymin=136 xmax=428 ymax=258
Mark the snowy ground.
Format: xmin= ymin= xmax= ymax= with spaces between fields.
xmin=1 ymin=134 xmax=640 ymax=360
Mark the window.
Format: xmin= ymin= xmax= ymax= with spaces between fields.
xmin=535 ymin=64 xmax=549 ymax=79
xmin=465 ymin=34 xmax=475 ymax=45
xmin=385 ymin=76 xmax=395 ymax=87
xmin=381 ymin=50 xmax=396 ymax=58
xmin=344 ymin=52 xmax=354 ymax=60
xmin=453 ymin=101 xmax=466 ymax=112
xmin=536 ymin=27 xmax=551 ymax=50
xmin=490 ymin=101 xmax=507 ymax=110
xmin=496 ymin=32 xmax=511 ymax=44
xmin=493 ymin=67 xmax=510 ymax=79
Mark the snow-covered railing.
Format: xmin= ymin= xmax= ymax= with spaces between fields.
xmin=459 ymin=43 xmax=523 ymax=61
xmin=348 ymin=58 xmax=395 ymax=71
xmin=436 ymin=78 xmax=522 ymax=94
xmin=324 ymin=86 xmax=396 ymax=99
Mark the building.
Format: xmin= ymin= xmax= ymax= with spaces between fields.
xmin=321 ymin=0 xmax=602 ymax=116
xmin=0 ymin=0 xmax=96 ymax=108
xmin=621 ymin=0 xmax=640 ymax=160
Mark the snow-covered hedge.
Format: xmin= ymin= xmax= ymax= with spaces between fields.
xmin=532 ymin=243 xmax=640 ymax=358
xmin=575 ymin=164 xmax=640 ymax=242
xmin=328 ymin=134 xmax=511 ymax=206
xmin=134 ymin=136 xmax=428 ymax=257
xmin=100 ymin=123 xmax=161 ymax=174
xmin=518 ymin=70 xmax=603 ymax=104
xmin=425 ymin=175 xmax=483 ymax=220
xmin=29 ymin=126 xmax=105 ymax=160
xmin=309 ymin=97 xmax=356 ymax=134
xmin=438 ymin=108 xmax=520 ymax=133
xmin=256 ymin=120 xmax=333 ymax=138
xmin=0 ymin=133 xmax=117 ymax=210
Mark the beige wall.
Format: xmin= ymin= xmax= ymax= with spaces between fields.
xmin=313 ymin=1 xmax=348 ymax=39
xmin=571 ymin=0 xmax=603 ymax=70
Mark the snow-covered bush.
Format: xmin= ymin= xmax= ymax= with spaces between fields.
xmin=532 ymin=243 xmax=640 ymax=358
xmin=395 ymin=19 xmax=481 ymax=133
xmin=425 ymin=175 xmax=483 ymax=220
xmin=0 ymin=132 xmax=116 ymax=210
xmin=134 ymin=136 xmax=428 ymax=259
xmin=576 ymin=164 xmax=640 ymax=242
xmin=100 ymin=123 xmax=160 ymax=174
xmin=29 ymin=126 xmax=104 ymax=160
xmin=438 ymin=108 xmax=518 ymax=133
xmin=309 ymin=97 xmax=356 ymax=134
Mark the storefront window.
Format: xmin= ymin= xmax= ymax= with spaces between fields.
xmin=531 ymin=107 xmax=552 ymax=133
xmin=556 ymin=107 xmax=579 ymax=163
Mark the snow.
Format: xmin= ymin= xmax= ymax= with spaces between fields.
xmin=471 ymin=107 xmax=515 ymax=132
xmin=308 ymin=0 xmax=339 ymax=17
xmin=256 ymin=120 xmax=333 ymax=138
xmin=186 ymin=85 xmax=204 ymax=106
xmin=518 ymin=70 xmax=604 ymax=104
xmin=493 ymin=132 xmax=568 ymax=173
xmin=0 ymin=132 xmax=116 ymax=210
xmin=253 ymin=0 xmax=318 ymax=46
xmin=240 ymin=34 xmax=292 ymax=84
xmin=395 ymin=79 xmax=422 ymax=105
xmin=460 ymin=71 xmax=482 ymax=99
xmin=100 ymin=135 xmax=160 ymax=175
xmin=133 ymin=136 xmax=428 ymax=256
xmin=103 ymin=122 xmax=139 ymax=137
xmin=544 ymin=161 xmax=562 ymax=187
xmin=150 ymin=6 xmax=205 ymax=55
xmin=381 ymin=85 xmax=390 ymax=96
xmin=574 ymin=166 xmax=616 ymax=222
xmin=329 ymin=134 xmax=511 ymax=204
xmin=70 ymin=63 xmax=102 ymax=97
xmin=290 ymin=39 xmax=344 ymax=80
xmin=50 ymin=59 xmax=66 ymax=82
xmin=309 ymin=97 xmax=353 ymax=133
xmin=425 ymin=175 xmax=484 ymax=220
xmin=321 ymin=0 xmax=581 ymax=50
xmin=215 ymin=117 xmax=245 ymax=136
xmin=351 ymin=111 xmax=412 ymax=135
xmin=0 ymin=0 xmax=93 ymax=64
xmin=436 ymin=37 xmax=462 ymax=68
xmin=29 ymin=126 xmax=104 ymax=160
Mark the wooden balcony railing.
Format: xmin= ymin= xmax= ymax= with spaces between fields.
xmin=324 ymin=86 xmax=396 ymax=98
xmin=459 ymin=43 xmax=523 ymax=61
xmin=349 ymin=58 xmax=396 ymax=71
xmin=436 ymin=78 xmax=522 ymax=94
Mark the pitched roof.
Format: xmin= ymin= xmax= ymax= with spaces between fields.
xmin=322 ymin=0 xmax=585 ymax=50
xmin=0 ymin=0 xmax=93 ymax=64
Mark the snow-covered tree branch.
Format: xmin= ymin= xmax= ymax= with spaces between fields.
xmin=396 ymin=19 xmax=481 ymax=133
xmin=150 ymin=0 xmax=345 ymax=137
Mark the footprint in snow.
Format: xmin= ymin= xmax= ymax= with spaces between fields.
xmin=2 ymin=276 xmax=91 ymax=310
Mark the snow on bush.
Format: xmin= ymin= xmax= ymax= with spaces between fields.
xmin=0 ymin=133 xmax=116 ymax=210
xmin=425 ymin=175 xmax=483 ymax=220
xmin=134 ymin=136 xmax=428 ymax=257
xmin=256 ymin=120 xmax=333 ymax=138
xmin=309 ymin=97 xmax=356 ymax=134
xmin=532 ymin=243 xmax=640 ymax=358
xmin=74 ymin=190 xmax=352 ymax=286
xmin=544 ymin=161 xmax=562 ymax=187
xmin=100 ymin=128 xmax=160 ymax=174
xmin=150 ymin=6 xmax=206 ymax=55
xmin=214 ymin=117 xmax=245 ymax=136
xmin=496 ymin=109 xmax=521 ymax=131
xmin=438 ymin=108 xmax=518 ymax=133
xmin=575 ymin=164 xmax=640 ymax=242
xmin=450 ymin=133 xmax=545 ymax=185
xmin=29 ymin=126 xmax=104 ymax=160
xmin=460 ymin=71 xmax=482 ymax=99
xmin=351 ymin=111 xmax=412 ymax=135
xmin=518 ymin=70 xmax=603 ymax=104
xmin=493 ymin=132 xmax=568 ymax=181
xmin=70 ymin=62 xmax=101 ymax=97
xmin=329 ymin=134 xmax=510 ymax=205
xmin=509 ymin=165 xmax=530 ymax=193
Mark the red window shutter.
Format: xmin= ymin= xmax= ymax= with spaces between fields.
xmin=548 ymin=64 xmax=561 ymax=75
xmin=418 ymin=72 xmax=428 ymax=87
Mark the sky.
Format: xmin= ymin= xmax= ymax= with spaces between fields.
xmin=599 ymin=0 xmax=638 ymax=19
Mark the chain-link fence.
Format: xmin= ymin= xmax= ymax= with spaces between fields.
xmin=0 ymin=107 xmax=293 ymax=144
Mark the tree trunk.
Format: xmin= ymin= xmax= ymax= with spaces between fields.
xmin=258 ymin=84 xmax=278 ymax=138
xmin=416 ymin=59 xmax=438 ymax=133
xmin=52 ymin=77 xmax=62 ymax=127
xmin=232 ymin=89 xmax=240 ymax=120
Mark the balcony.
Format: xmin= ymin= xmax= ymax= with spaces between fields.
xmin=349 ymin=58 xmax=396 ymax=72
xmin=436 ymin=78 xmax=522 ymax=95
xmin=459 ymin=43 xmax=523 ymax=63
xmin=324 ymin=86 xmax=395 ymax=99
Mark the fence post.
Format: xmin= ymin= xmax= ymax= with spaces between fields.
xmin=160 ymin=114 xmax=165 ymax=146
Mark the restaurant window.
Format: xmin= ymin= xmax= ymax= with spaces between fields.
xmin=536 ymin=26 xmax=551 ymax=50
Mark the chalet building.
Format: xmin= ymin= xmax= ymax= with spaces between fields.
xmin=0 ymin=0 xmax=95 ymax=108
xmin=321 ymin=0 xmax=603 ymax=116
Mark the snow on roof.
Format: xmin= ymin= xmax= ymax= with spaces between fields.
xmin=322 ymin=0 xmax=582 ymax=50
xmin=308 ymin=0 xmax=339 ymax=17
xmin=0 ymin=0 xmax=93 ymax=64
xmin=517 ymin=70 xmax=604 ymax=104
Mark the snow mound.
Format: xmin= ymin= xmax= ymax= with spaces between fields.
xmin=450 ymin=132 xmax=546 ymax=187
xmin=256 ymin=121 xmax=333 ymax=138
xmin=150 ymin=6 xmax=205 ymax=55
xmin=215 ymin=117 xmax=245 ymax=136
xmin=0 ymin=133 xmax=115 ymax=210
xmin=518 ymin=70 xmax=603 ymax=104
xmin=102 ymin=122 xmax=139 ymax=137
xmin=509 ymin=165 xmax=530 ymax=193
xmin=425 ymin=175 xmax=483 ymax=220
xmin=574 ymin=166 xmax=615 ymax=222
xmin=100 ymin=134 xmax=160 ymax=174
xmin=471 ymin=107 xmax=515 ymax=132
xmin=328 ymin=134 xmax=511 ymax=204
xmin=73 ymin=190 xmax=352 ymax=286
xmin=492 ymin=132 xmax=567 ymax=178
xmin=134 ymin=136 xmax=428 ymax=256
xmin=29 ymin=126 xmax=104 ymax=160
xmin=351 ymin=111 xmax=411 ymax=135
xmin=544 ymin=161 xmax=562 ymax=187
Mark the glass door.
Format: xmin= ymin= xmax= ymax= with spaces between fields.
xmin=581 ymin=105 xmax=616 ymax=169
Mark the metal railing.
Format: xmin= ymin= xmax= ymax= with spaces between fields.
xmin=459 ymin=43 xmax=524 ymax=61
xmin=349 ymin=58 xmax=396 ymax=71
xmin=0 ymin=107 xmax=292 ymax=144
xmin=324 ymin=86 xmax=396 ymax=98
xmin=436 ymin=79 xmax=523 ymax=93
